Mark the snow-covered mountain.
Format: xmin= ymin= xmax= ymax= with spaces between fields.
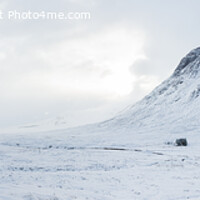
xmin=10 ymin=47 xmax=200 ymax=142
xmin=98 ymin=47 xmax=200 ymax=134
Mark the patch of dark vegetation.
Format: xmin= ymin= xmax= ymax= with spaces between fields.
xmin=152 ymin=152 xmax=164 ymax=155
xmin=158 ymin=87 xmax=168 ymax=95
xmin=190 ymin=86 xmax=200 ymax=99
xmin=134 ymin=149 xmax=142 ymax=152
xmin=102 ymin=147 xmax=127 ymax=151
xmin=165 ymin=141 xmax=173 ymax=145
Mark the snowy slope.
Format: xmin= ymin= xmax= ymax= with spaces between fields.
xmin=14 ymin=47 xmax=200 ymax=136
xmin=102 ymin=47 xmax=200 ymax=132
xmin=1 ymin=47 xmax=200 ymax=200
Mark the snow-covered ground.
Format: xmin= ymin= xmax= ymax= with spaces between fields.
xmin=1 ymin=128 xmax=200 ymax=200
xmin=1 ymin=47 xmax=200 ymax=199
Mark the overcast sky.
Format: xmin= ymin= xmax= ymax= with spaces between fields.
xmin=0 ymin=0 xmax=200 ymax=128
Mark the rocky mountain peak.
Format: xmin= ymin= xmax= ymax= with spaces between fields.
xmin=173 ymin=47 xmax=200 ymax=77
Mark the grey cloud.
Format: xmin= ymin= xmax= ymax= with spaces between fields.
xmin=1 ymin=0 xmax=200 ymax=127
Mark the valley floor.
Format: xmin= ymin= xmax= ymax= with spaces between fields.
xmin=0 ymin=130 xmax=200 ymax=200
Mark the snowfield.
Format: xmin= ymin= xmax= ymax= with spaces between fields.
xmin=1 ymin=129 xmax=200 ymax=200
xmin=1 ymin=47 xmax=200 ymax=199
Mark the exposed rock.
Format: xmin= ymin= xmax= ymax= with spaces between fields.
xmin=175 ymin=138 xmax=188 ymax=146
xmin=173 ymin=47 xmax=200 ymax=77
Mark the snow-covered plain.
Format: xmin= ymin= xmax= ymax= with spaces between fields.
xmin=1 ymin=47 xmax=200 ymax=199
xmin=1 ymin=129 xmax=200 ymax=200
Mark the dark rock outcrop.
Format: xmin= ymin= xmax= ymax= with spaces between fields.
xmin=175 ymin=138 xmax=188 ymax=146
xmin=173 ymin=47 xmax=200 ymax=77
